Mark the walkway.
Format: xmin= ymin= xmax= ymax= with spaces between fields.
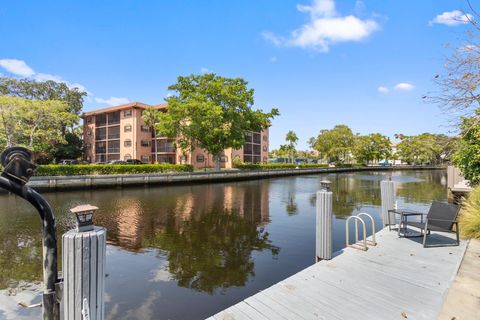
xmin=209 ymin=228 xmax=467 ymax=320
xmin=438 ymin=238 xmax=480 ymax=320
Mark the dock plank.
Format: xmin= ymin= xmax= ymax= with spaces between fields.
xmin=209 ymin=228 xmax=467 ymax=320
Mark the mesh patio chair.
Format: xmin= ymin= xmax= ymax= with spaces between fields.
xmin=401 ymin=201 xmax=460 ymax=247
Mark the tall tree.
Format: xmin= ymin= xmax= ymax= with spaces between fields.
xmin=157 ymin=73 xmax=279 ymax=171
xmin=0 ymin=77 xmax=86 ymax=160
xmin=142 ymin=107 xmax=162 ymax=163
xmin=396 ymin=133 xmax=454 ymax=165
xmin=312 ymin=125 xmax=355 ymax=163
xmin=353 ymin=133 xmax=391 ymax=164
xmin=285 ymin=130 xmax=298 ymax=163
xmin=0 ymin=77 xmax=86 ymax=117
xmin=454 ymin=111 xmax=480 ymax=183
xmin=0 ymin=96 xmax=78 ymax=162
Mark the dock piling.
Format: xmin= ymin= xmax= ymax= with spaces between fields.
xmin=63 ymin=205 xmax=106 ymax=320
xmin=316 ymin=180 xmax=333 ymax=262
xmin=380 ymin=179 xmax=396 ymax=228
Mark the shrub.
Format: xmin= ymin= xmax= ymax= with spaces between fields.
xmin=233 ymin=162 xmax=330 ymax=170
xmin=34 ymin=164 xmax=194 ymax=176
xmin=459 ymin=185 xmax=480 ymax=239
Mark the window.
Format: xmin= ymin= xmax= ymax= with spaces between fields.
xmin=95 ymin=127 xmax=106 ymax=140
xmin=95 ymin=114 xmax=106 ymax=126
xmin=196 ymin=155 xmax=205 ymax=162
xmin=244 ymin=143 xmax=252 ymax=154
xmin=253 ymin=144 xmax=261 ymax=155
xmin=141 ymin=140 xmax=150 ymax=147
xmin=107 ymin=112 xmax=120 ymax=125
xmin=253 ymin=156 xmax=261 ymax=163
xmin=263 ymin=145 xmax=268 ymax=152
xmin=95 ymin=142 xmax=106 ymax=154
xmin=141 ymin=125 xmax=150 ymax=132
xmin=124 ymin=109 xmax=132 ymax=117
xmin=253 ymin=133 xmax=261 ymax=144
xmin=124 ymin=140 xmax=132 ymax=147
xmin=245 ymin=131 xmax=253 ymax=142
xmin=124 ymin=125 xmax=132 ymax=132
xmin=108 ymin=140 xmax=120 ymax=153
xmin=107 ymin=154 xmax=120 ymax=161
xmin=244 ymin=155 xmax=252 ymax=163
xmin=86 ymin=116 xmax=92 ymax=124
xmin=220 ymin=156 xmax=228 ymax=163
xmin=141 ymin=155 xmax=150 ymax=163
xmin=108 ymin=126 xmax=120 ymax=139
xmin=124 ymin=154 xmax=132 ymax=161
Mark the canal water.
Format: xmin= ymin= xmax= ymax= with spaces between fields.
xmin=0 ymin=170 xmax=446 ymax=319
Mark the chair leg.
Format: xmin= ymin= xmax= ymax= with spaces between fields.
xmin=422 ymin=228 xmax=427 ymax=247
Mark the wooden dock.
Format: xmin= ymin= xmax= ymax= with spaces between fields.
xmin=208 ymin=228 xmax=467 ymax=320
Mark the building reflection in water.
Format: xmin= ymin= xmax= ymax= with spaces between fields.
xmin=96 ymin=182 xmax=277 ymax=293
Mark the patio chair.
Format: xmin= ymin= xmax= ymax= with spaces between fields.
xmin=401 ymin=201 xmax=460 ymax=247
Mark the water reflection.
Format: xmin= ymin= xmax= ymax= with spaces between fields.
xmin=0 ymin=170 xmax=447 ymax=319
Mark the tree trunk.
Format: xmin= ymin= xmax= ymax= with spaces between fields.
xmin=214 ymin=154 xmax=221 ymax=171
xmin=153 ymin=129 xmax=158 ymax=163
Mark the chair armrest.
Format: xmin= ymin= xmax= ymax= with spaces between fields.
xmin=426 ymin=218 xmax=457 ymax=223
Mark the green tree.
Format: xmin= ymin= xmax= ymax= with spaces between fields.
xmin=157 ymin=73 xmax=279 ymax=171
xmin=454 ymin=112 xmax=480 ymax=183
xmin=353 ymin=133 xmax=391 ymax=165
xmin=0 ymin=77 xmax=86 ymax=160
xmin=285 ymin=130 xmax=298 ymax=163
xmin=0 ymin=96 xmax=78 ymax=162
xmin=396 ymin=133 xmax=454 ymax=165
xmin=312 ymin=125 xmax=355 ymax=163
xmin=142 ymin=107 xmax=162 ymax=163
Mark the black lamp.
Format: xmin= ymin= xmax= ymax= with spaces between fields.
xmin=70 ymin=204 xmax=98 ymax=232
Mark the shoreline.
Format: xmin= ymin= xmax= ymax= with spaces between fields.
xmin=21 ymin=165 xmax=445 ymax=193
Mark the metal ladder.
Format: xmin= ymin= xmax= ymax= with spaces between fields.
xmin=345 ymin=213 xmax=376 ymax=251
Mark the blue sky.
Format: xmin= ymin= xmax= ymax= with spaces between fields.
xmin=0 ymin=0 xmax=474 ymax=149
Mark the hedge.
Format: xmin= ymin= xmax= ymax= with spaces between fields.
xmin=233 ymin=163 xmax=368 ymax=170
xmin=234 ymin=163 xmax=330 ymax=170
xmin=34 ymin=164 xmax=194 ymax=176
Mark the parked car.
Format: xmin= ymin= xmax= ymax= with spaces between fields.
xmin=58 ymin=159 xmax=79 ymax=165
xmin=108 ymin=160 xmax=127 ymax=165
xmin=126 ymin=159 xmax=144 ymax=165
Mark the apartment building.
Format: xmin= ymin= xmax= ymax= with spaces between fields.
xmin=82 ymin=102 xmax=269 ymax=169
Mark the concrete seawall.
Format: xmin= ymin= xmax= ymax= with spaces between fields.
xmin=24 ymin=166 xmax=444 ymax=192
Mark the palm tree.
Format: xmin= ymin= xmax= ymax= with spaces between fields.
xmin=142 ymin=107 xmax=162 ymax=163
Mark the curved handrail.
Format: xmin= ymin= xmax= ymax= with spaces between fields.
xmin=357 ymin=213 xmax=376 ymax=246
xmin=346 ymin=216 xmax=367 ymax=251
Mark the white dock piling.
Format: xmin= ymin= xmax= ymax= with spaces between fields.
xmin=63 ymin=205 xmax=106 ymax=320
xmin=380 ymin=179 xmax=396 ymax=227
xmin=316 ymin=181 xmax=333 ymax=262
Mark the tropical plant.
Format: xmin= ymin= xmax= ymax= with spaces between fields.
xmin=285 ymin=130 xmax=298 ymax=163
xmin=142 ymin=107 xmax=163 ymax=163
xmin=458 ymin=185 xmax=480 ymax=239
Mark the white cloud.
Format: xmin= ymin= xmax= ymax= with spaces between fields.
xmin=429 ymin=10 xmax=473 ymax=26
xmin=394 ymin=83 xmax=415 ymax=91
xmin=377 ymin=86 xmax=389 ymax=93
xmin=270 ymin=56 xmax=278 ymax=63
xmin=200 ymin=67 xmax=211 ymax=74
xmin=0 ymin=58 xmax=89 ymax=93
xmin=262 ymin=0 xmax=380 ymax=52
xmin=94 ymin=97 xmax=130 ymax=106
xmin=0 ymin=59 xmax=35 ymax=77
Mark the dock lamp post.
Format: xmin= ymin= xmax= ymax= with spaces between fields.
xmin=0 ymin=147 xmax=60 ymax=320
